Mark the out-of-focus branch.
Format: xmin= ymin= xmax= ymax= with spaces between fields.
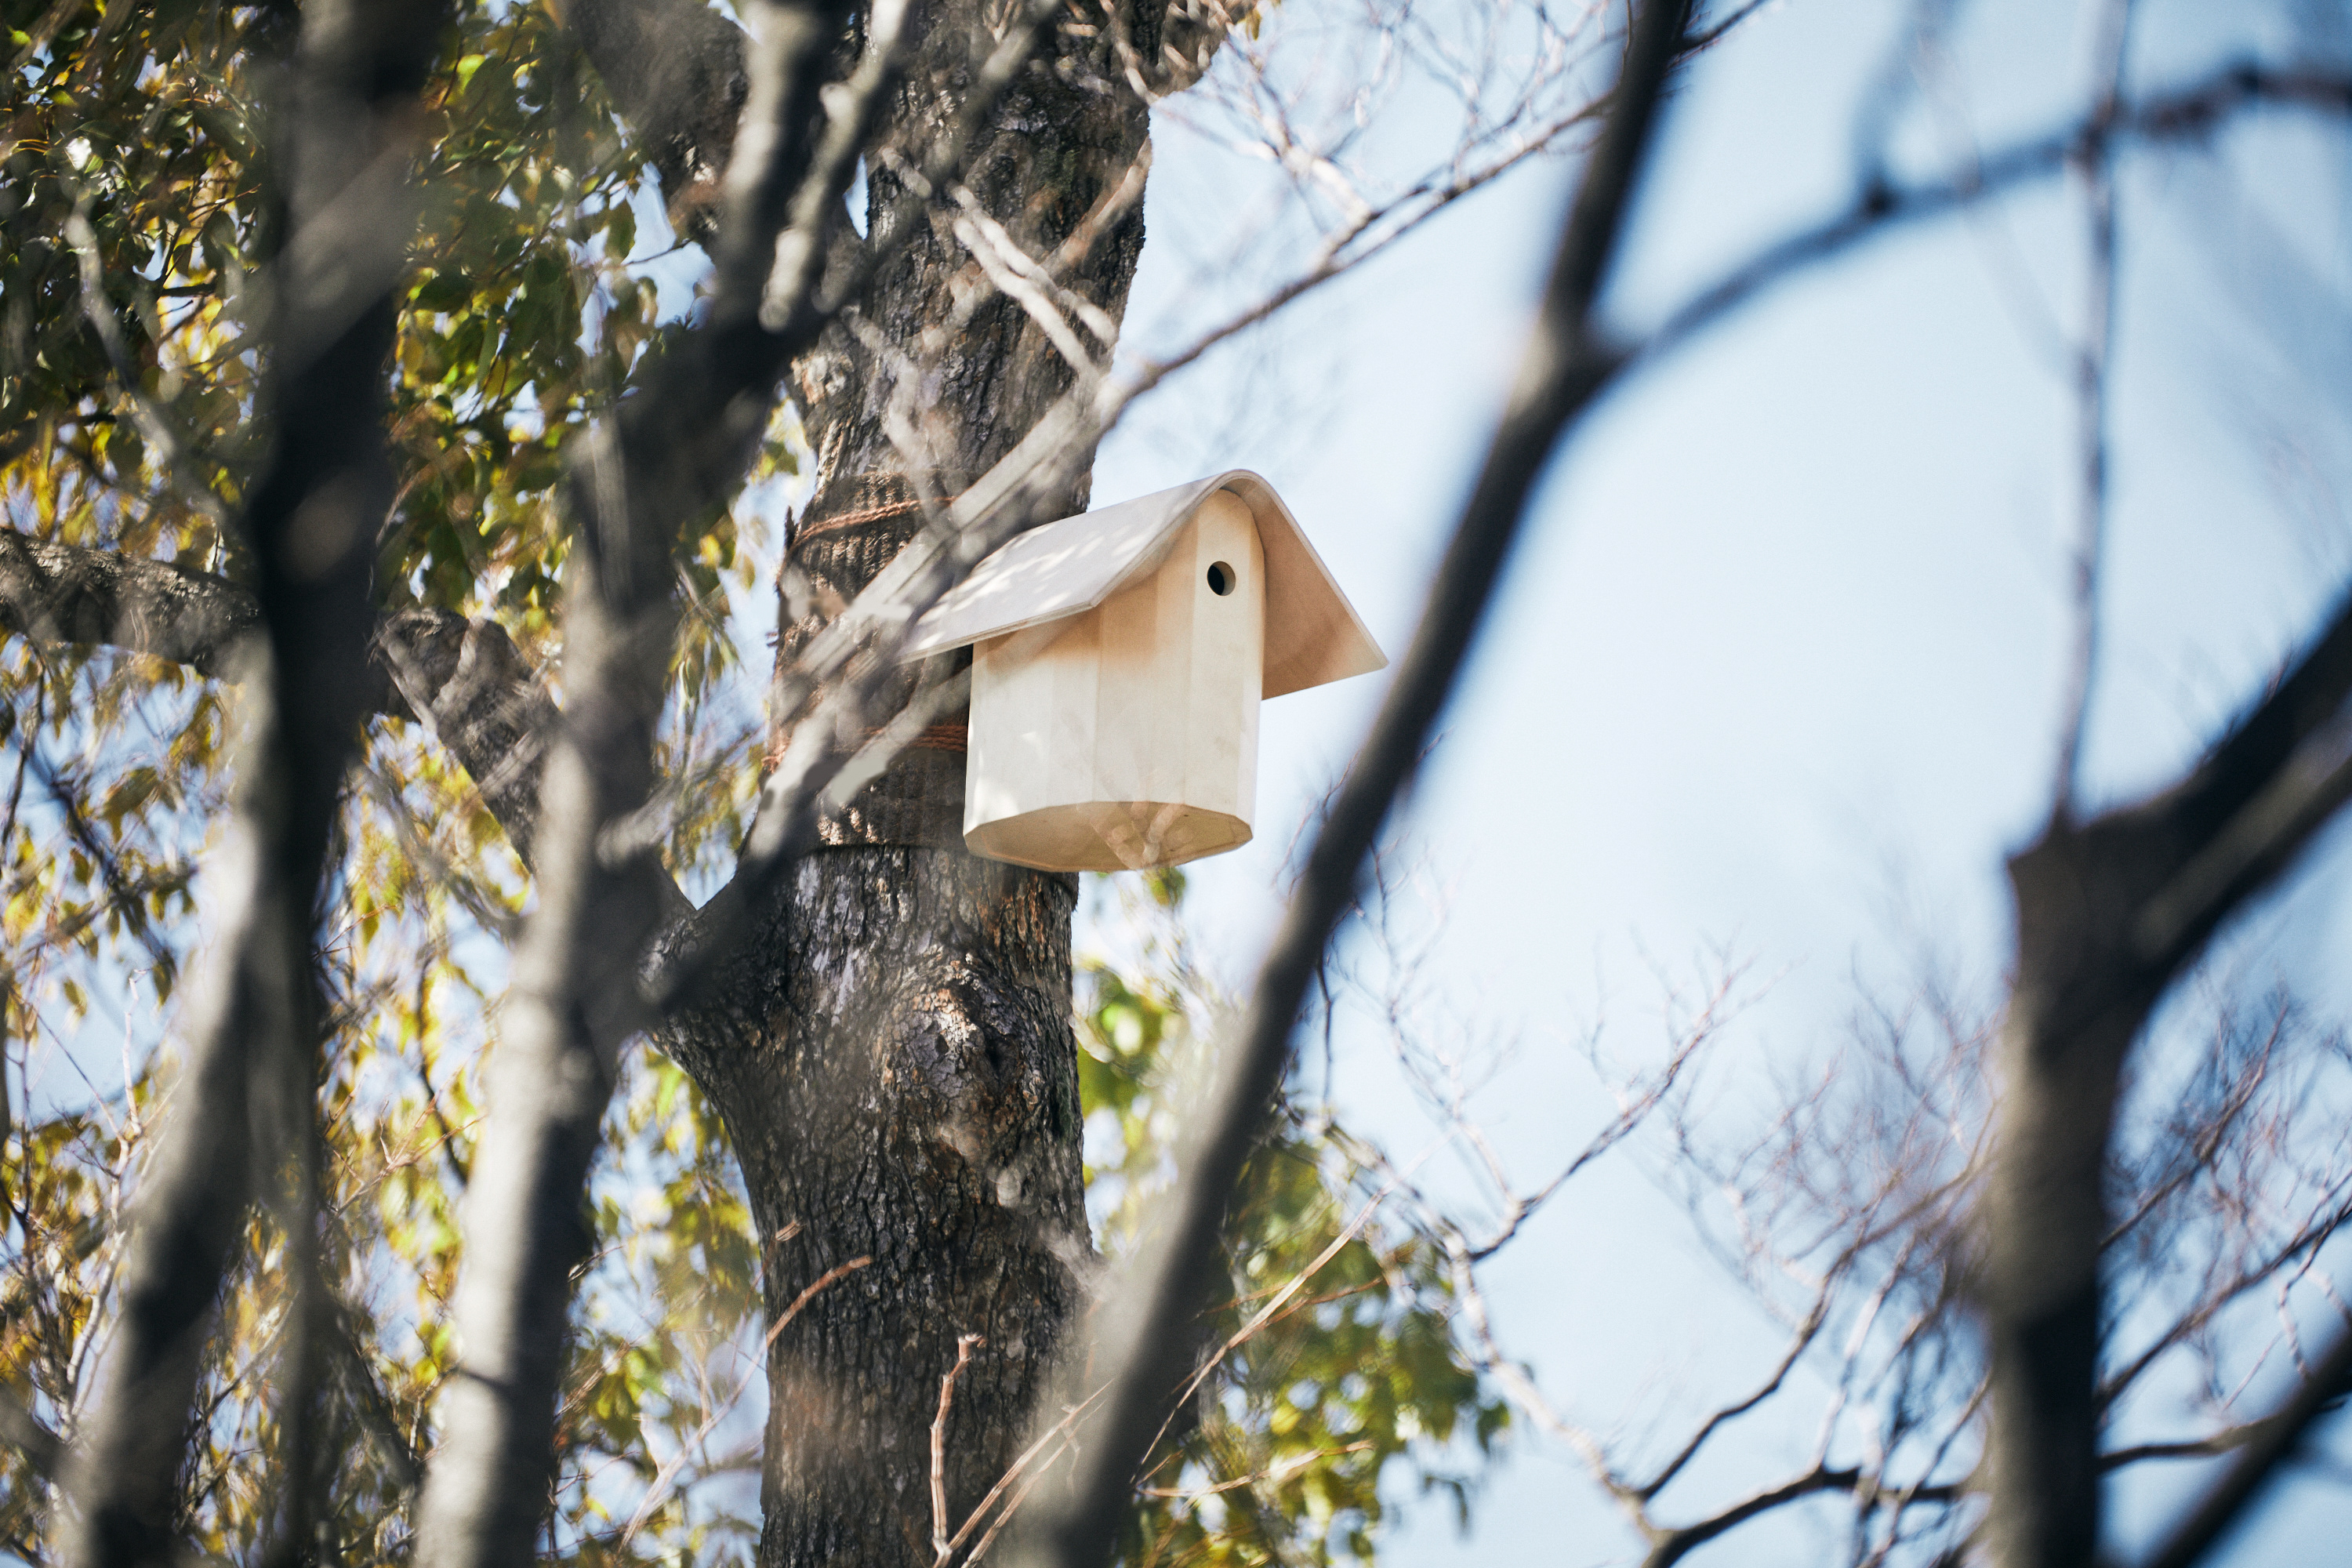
xmin=62 ymin=210 xmax=236 ymax=543
xmin=24 ymin=741 xmax=176 ymax=975
xmin=2099 ymin=1187 xmax=2352 ymax=1412
xmin=2050 ymin=0 xmax=2132 ymax=817
xmin=2103 ymin=1414 xmax=2296 ymax=1470
xmin=1646 ymin=66 xmax=2352 ymax=372
xmin=559 ymin=0 xmax=750 ymax=242
xmin=374 ymin=608 xmax=564 ymax=875
xmin=0 ymin=534 xmax=601 ymax=885
xmin=1943 ymin=71 xmax=2352 ymax=1555
xmin=1641 ymin=1465 xmax=1970 ymax=1568
xmin=58 ymin=1 xmax=445 ymax=1563
xmin=1000 ymin=6 xmax=1692 ymax=1568
xmin=1635 ymin=1295 xmax=1835 ymax=1504
xmin=2142 ymin=1321 xmax=2352 ymax=1568
xmin=615 ymin=1255 xmax=871 ymax=1549
xmin=407 ymin=0 xmax=884 ymax=1558
xmin=1984 ymin=584 xmax=2352 ymax=1563
xmin=332 ymin=1310 xmax=424 ymax=1495
xmin=0 ymin=1389 xmax=60 ymax=1477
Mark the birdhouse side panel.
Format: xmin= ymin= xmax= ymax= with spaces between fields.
xmin=1181 ymin=492 xmax=1264 ymax=826
xmin=1045 ymin=610 xmax=1106 ymax=808
xmin=1086 ymin=549 xmax=1180 ymax=808
xmin=963 ymin=616 xmax=1102 ymax=840
xmin=959 ymin=500 xmax=1267 ymax=873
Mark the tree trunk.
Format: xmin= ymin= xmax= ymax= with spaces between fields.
xmin=668 ymin=853 xmax=1086 ymax=1566
xmin=655 ymin=0 xmax=1173 ymax=1560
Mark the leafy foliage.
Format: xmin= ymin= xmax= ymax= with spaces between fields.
xmin=0 ymin=3 xmax=1502 ymax=1563
xmin=0 ymin=2 xmax=779 ymax=1559
xmin=1081 ymin=873 xmax=1510 ymax=1568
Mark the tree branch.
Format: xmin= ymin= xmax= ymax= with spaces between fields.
xmin=0 ymin=532 xmax=259 ymax=679
xmin=1645 ymin=66 xmax=2352 ymax=376
xmin=2050 ymin=0 xmax=2132 ymax=818
xmin=2143 ymin=1321 xmax=2352 ymax=1568
xmin=1982 ymin=422 xmax=2352 ymax=1568
xmin=1005 ymin=5 xmax=1692 ymax=1568
xmin=59 ymin=2 xmax=445 ymax=1562
xmin=0 ymin=1389 xmax=61 ymax=1478
xmin=0 ymin=532 xmax=590 ymax=882
xmin=559 ymin=0 xmax=750 ymax=243
xmin=1642 ymin=1465 xmax=1970 ymax=1568
xmin=374 ymin=608 xmax=562 ymax=873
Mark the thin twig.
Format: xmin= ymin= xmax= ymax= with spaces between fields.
xmin=2143 ymin=1319 xmax=2352 ymax=1568
xmin=2050 ymin=0 xmax=2133 ymax=818
xmin=617 ymin=1256 xmax=872 ymax=1548
xmin=1004 ymin=5 xmax=1693 ymax=1565
xmin=931 ymin=1332 xmax=985 ymax=1566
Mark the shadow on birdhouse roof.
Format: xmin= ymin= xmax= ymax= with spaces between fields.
xmin=900 ymin=471 xmax=1387 ymax=698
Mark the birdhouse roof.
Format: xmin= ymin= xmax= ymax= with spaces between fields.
xmin=898 ymin=472 xmax=1386 ymax=699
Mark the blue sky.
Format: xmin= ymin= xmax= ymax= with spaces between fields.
xmin=30 ymin=0 xmax=2347 ymax=1558
xmin=1081 ymin=0 xmax=2352 ymax=1560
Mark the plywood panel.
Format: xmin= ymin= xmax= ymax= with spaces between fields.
xmin=1181 ymin=492 xmax=1263 ymax=815
xmin=960 ymin=499 xmax=1265 ymax=872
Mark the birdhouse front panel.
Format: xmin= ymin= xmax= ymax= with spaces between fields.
xmin=902 ymin=471 xmax=1386 ymax=874
xmin=963 ymin=492 xmax=1265 ymax=871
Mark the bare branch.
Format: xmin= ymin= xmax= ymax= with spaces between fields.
xmin=2050 ymin=0 xmax=2134 ymax=818
xmin=1645 ymin=66 xmax=2352 ymax=374
xmin=1642 ymin=1464 xmax=1970 ymax=1568
xmin=616 ymin=1256 xmax=871 ymax=1548
xmin=1004 ymin=6 xmax=1693 ymax=1567
xmin=2143 ymin=1320 xmax=2352 ymax=1568
xmin=932 ymin=1332 xmax=984 ymax=1567
xmin=1637 ymin=1293 xmax=1838 ymax=1504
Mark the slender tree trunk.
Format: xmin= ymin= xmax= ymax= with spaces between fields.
xmin=657 ymin=1 xmax=1163 ymax=1561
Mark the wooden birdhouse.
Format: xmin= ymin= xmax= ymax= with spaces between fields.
xmin=901 ymin=472 xmax=1385 ymax=872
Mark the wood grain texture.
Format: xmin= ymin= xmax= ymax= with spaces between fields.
xmin=962 ymin=492 xmax=1264 ymax=872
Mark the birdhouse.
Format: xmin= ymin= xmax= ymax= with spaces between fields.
xmin=900 ymin=472 xmax=1385 ymax=873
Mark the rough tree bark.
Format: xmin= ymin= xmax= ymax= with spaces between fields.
xmin=600 ymin=0 xmax=1185 ymax=1560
